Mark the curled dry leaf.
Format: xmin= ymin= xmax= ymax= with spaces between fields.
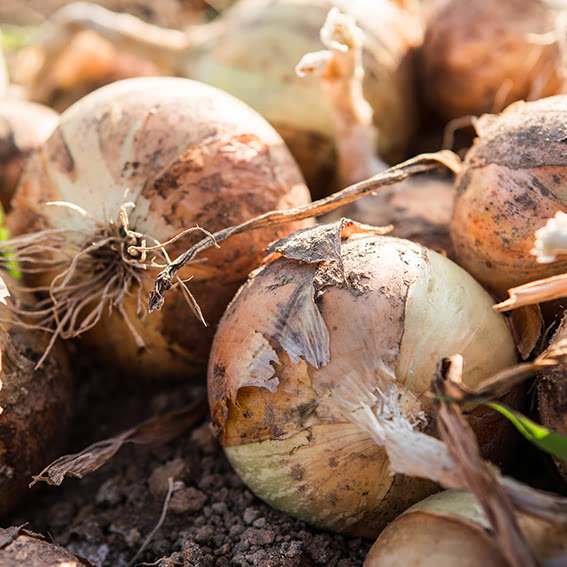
xmin=31 ymin=397 xmax=206 ymax=487
xmin=432 ymin=357 xmax=538 ymax=567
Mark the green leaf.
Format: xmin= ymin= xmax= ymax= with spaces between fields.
xmin=487 ymin=402 xmax=567 ymax=463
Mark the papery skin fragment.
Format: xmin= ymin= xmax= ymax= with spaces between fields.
xmin=208 ymin=228 xmax=517 ymax=536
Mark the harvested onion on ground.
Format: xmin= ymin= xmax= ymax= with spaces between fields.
xmin=5 ymin=76 xmax=311 ymax=378
xmin=207 ymin=221 xmax=517 ymax=536
xmin=421 ymin=0 xmax=564 ymax=121
xmin=17 ymin=0 xmax=423 ymax=196
xmin=364 ymin=490 xmax=567 ymax=566
xmin=0 ymin=271 xmax=72 ymax=517
xmin=451 ymin=95 xmax=567 ymax=298
xmin=0 ymin=99 xmax=58 ymax=212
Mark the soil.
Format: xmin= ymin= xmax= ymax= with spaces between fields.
xmin=5 ymin=348 xmax=373 ymax=567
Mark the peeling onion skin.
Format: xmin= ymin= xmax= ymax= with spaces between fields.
xmin=0 ymin=272 xmax=72 ymax=517
xmin=421 ymin=0 xmax=563 ymax=121
xmin=0 ymin=100 xmax=59 ymax=212
xmin=7 ymin=77 xmax=311 ymax=378
xmin=208 ymin=227 xmax=517 ymax=536
xmin=364 ymin=490 xmax=567 ymax=566
xmin=450 ymin=95 xmax=567 ymax=299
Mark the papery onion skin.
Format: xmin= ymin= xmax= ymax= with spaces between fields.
xmin=450 ymin=95 xmax=567 ymax=298
xmin=208 ymin=225 xmax=517 ymax=536
xmin=421 ymin=0 xmax=563 ymax=121
xmin=0 ymin=272 xmax=72 ymax=517
xmin=364 ymin=490 xmax=567 ymax=566
xmin=0 ymin=100 xmax=58 ymax=211
xmin=7 ymin=77 xmax=311 ymax=378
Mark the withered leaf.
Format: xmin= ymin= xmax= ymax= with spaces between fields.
xmin=433 ymin=356 xmax=539 ymax=567
xmin=30 ymin=397 xmax=206 ymax=487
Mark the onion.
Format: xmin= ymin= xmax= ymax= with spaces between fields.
xmin=364 ymin=490 xmax=567 ymax=566
xmin=0 ymin=526 xmax=97 ymax=565
xmin=0 ymin=100 xmax=58 ymax=211
xmin=207 ymin=221 xmax=517 ymax=536
xmin=0 ymin=271 xmax=72 ymax=516
xmin=6 ymin=76 xmax=311 ymax=377
xmin=421 ymin=0 xmax=564 ymax=121
xmin=20 ymin=0 xmax=422 ymax=195
xmin=450 ymin=95 xmax=567 ymax=298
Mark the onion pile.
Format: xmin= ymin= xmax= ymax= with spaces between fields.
xmin=18 ymin=0 xmax=423 ymax=195
xmin=0 ymin=271 xmax=72 ymax=517
xmin=421 ymin=0 xmax=564 ymax=121
xmin=0 ymin=100 xmax=58 ymax=211
xmin=450 ymin=95 xmax=567 ymax=298
xmin=364 ymin=490 xmax=567 ymax=566
xmin=207 ymin=221 xmax=517 ymax=536
xmin=6 ymin=76 xmax=311 ymax=378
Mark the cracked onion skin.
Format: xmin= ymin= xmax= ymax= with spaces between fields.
xmin=451 ymin=95 xmax=567 ymax=298
xmin=208 ymin=223 xmax=517 ymax=536
xmin=0 ymin=272 xmax=72 ymax=517
xmin=7 ymin=77 xmax=311 ymax=378
xmin=421 ymin=0 xmax=563 ymax=121
xmin=364 ymin=490 xmax=567 ymax=566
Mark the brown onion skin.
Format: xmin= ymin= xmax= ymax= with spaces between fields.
xmin=7 ymin=77 xmax=312 ymax=378
xmin=208 ymin=226 xmax=517 ymax=536
xmin=450 ymin=95 xmax=567 ymax=299
xmin=0 ymin=526 xmax=96 ymax=566
xmin=0 ymin=100 xmax=58 ymax=212
xmin=0 ymin=272 xmax=72 ymax=517
xmin=421 ymin=0 xmax=563 ymax=121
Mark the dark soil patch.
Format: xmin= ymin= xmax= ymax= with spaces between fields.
xmin=5 ymin=348 xmax=372 ymax=567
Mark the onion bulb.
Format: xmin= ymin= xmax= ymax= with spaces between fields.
xmin=207 ymin=221 xmax=517 ymax=536
xmin=364 ymin=490 xmax=567 ymax=566
xmin=0 ymin=100 xmax=58 ymax=212
xmin=0 ymin=526 xmax=97 ymax=565
xmin=6 ymin=76 xmax=311 ymax=378
xmin=20 ymin=0 xmax=423 ymax=195
xmin=450 ymin=95 xmax=567 ymax=298
xmin=421 ymin=0 xmax=564 ymax=121
xmin=0 ymin=271 xmax=72 ymax=517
